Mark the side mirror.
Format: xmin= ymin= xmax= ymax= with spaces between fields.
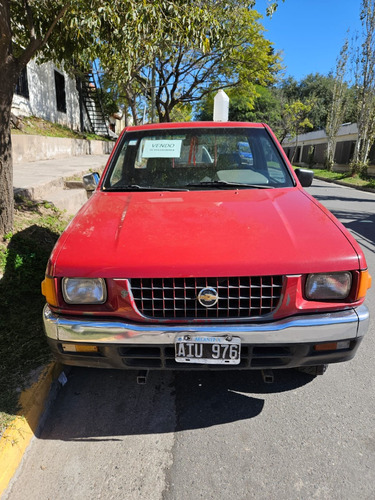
xmin=295 ymin=168 xmax=314 ymax=187
xmin=83 ymin=172 xmax=100 ymax=192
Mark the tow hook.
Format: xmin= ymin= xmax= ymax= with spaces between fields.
xmin=136 ymin=370 xmax=149 ymax=385
xmin=261 ymin=369 xmax=274 ymax=384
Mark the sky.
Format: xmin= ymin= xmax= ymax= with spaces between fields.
xmin=258 ymin=0 xmax=363 ymax=81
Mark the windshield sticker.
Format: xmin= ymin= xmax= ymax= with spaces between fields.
xmin=142 ymin=140 xmax=182 ymax=158
xmin=128 ymin=140 xmax=138 ymax=146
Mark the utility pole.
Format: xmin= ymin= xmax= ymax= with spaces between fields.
xmin=151 ymin=64 xmax=156 ymax=123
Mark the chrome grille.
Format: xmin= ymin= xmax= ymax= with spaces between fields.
xmin=130 ymin=276 xmax=283 ymax=320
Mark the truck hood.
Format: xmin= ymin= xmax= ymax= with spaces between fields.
xmin=51 ymin=188 xmax=360 ymax=278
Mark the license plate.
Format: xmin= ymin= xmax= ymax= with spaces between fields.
xmin=175 ymin=335 xmax=241 ymax=365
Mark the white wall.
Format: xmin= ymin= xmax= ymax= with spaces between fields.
xmin=282 ymin=123 xmax=358 ymax=148
xmin=12 ymin=135 xmax=114 ymax=164
xmin=12 ymin=60 xmax=81 ymax=131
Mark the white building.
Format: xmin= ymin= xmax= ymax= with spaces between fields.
xmin=282 ymin=123 xmax=359 ymax=169
xmin=11 ymin=60 xmax=115 ymax=136
xmin=12 ymin=60 xmax=82 ymax=131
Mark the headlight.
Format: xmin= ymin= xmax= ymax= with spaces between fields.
xmin=62 ymin=278 xmax=106 ymax=304
xmin=305 ymin=272 xmax=352 ymax=301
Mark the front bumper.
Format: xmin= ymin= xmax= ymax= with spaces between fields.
xmin=43 ymin=304 xmax=369 ymax=370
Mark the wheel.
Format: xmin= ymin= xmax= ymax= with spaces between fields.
xmin=297 ymin=364 xmax=328 ymax=376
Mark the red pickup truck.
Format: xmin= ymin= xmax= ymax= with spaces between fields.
xmin=42 ymin=122 xmax=371 ymax=378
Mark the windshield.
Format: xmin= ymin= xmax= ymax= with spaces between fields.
xmin=103 ymin=127 xmax=294 ymax=191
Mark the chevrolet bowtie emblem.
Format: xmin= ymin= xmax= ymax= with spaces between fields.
xmin=197 ymin=287 xmax=219 ymax=307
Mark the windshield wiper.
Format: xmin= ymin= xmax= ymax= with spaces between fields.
xmin=186 ymin=180 xmax=273 ymax=189
xmin=106 ymin=184 xmax=189 ymax=192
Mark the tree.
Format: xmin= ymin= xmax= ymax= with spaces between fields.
xmin=277 ymin=74 xmax=332 ymax=131
xmin=245 ymin=86 xmax=282 ymax=131
xmin=99 ymin=5 xmax=280 ymax=124
xmin=298 ymin=73 xmax=335 ymax=131
xmin=275 ymin=72 xmax=357 ymax=136
xmin=1 ymin=1 xmax=69 ymax=235
xmin=96 ymin=1 xmax=225 ymax=124
xmin=0 ymin=0 xmax=124 ymax=236
xmin=283 ymin=100 xmax=314 ymax=163
xmin=325 ymin=39 xmax=350 ymax=170
xmin=352 ymin=0 xmax=375 ymax=174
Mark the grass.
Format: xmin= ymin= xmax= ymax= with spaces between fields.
xmin=11 ymin=115 xmax=110 ymax=142
xmin=295 ymin=166 xmax=375 ymax=191
xmin=0 ymin=198 xmax=71 ymax=436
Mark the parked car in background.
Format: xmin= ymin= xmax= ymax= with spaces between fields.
xmin=237 ymin=141 xmax=253 ymax=166
xmin=42 ymin=122 xmax=371 ymax=379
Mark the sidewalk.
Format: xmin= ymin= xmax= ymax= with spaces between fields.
xmin=1 ymin=153 xmax=111 ymax=496
xmin=13 ymin=154 xmax=110 ymax=214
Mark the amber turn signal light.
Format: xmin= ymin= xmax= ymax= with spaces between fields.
xmin=356 ymin=270 xmax=372 ymax=300
xmin=62 ymin=344 xmax=99 ymax=353
xmin=314 ymin=341 xmax=350 ymax=351
xmin=41 ymin=276 xmax=58 ymax=307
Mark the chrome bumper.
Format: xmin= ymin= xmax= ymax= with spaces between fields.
xmin=44 ymin=304 xmax=369 ymax=345
xmin=43 ymin=305 xmax=369 ymax=370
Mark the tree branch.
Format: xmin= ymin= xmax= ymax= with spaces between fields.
xmin=40 ymin=3 xmax=71 ymax=49
xmin=18 ymin=2 xmax=71 ymax=69
xmin=24 ymin=0 xmax=37 ymax=41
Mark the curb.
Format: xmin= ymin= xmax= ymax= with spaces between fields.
xmin=0 ymin=362 xmax=64 ymax=497
xmin=314 ymin=175 xmax=375 ymax=194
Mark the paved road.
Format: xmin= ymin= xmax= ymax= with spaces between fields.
xmin=4 ymin=180 xmax=375 ymax=500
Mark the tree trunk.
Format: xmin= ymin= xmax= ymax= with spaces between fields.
xmin=0 ymin=78 xmax=15 ymax=236
xmin=290 ymin=136 xmax=299 ymax=164
xmin=0 ymin=0 xmax=70 ymax=236
xmin=124 ymin=87 xmax=139 ymax=126
xmin=325 ymin=137 xmax=337 ymax=170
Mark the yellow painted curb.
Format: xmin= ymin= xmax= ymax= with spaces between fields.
xmin=0 ymin=362 xmax=63 ymax=498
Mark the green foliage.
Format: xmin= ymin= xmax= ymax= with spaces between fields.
xmin=7 ymin=0 xmax=286 ymax=79
xmin=196 ymin=93 xmax=214 ymax=121
xmin=99 ymin=93 xmax=118 ymax=118
xmin=266 ymin=0 xmax=286 ymax=16
xmin=96 ymin=4 xmax=281 ymax=123
xmin=197 ymin=84 xmax=282 ymax=131
xmin=169 ymin=102 xmax=193 ymax=123
xmin=311 ymin=167 xmax=375 ymax=189
xmin=0 ymin=248 xmax=8 ymax=273
xmin=7 ymin=0 xmax=281 ymax=124
xmin=298 ymin=74 xmax=335 ymax=131
xmin=11 ymin=116 xmax=110 ymax=141
xmin=278 ymin=74 xmax=328 ymax=131
xmin=284 ymin=100 xmax=314 ymax=138
xmin=325 ymin=39 xmax=350 ymax=169
xmin=350 ymin=159 xmax=369 ymax=177
xmin=275 ymin=73 xmax=356 ymax=136
xmin=232 ymin=85 xmax=283 ymax=134
xmin=351 ymin=0 xmax=375 ymax=167
xmin=0 ymin=201 xmax=69 ymax=425
xmin=283 ymin=99 xmax=314 ymax=162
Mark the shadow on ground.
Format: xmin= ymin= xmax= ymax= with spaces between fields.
xmin=308 ymin=183 xmax=375 ymax=251
xmin=36 ymin=367 xmax=315 ymax=441
xmin=0 ymin=224 xmax=57 ymax=421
